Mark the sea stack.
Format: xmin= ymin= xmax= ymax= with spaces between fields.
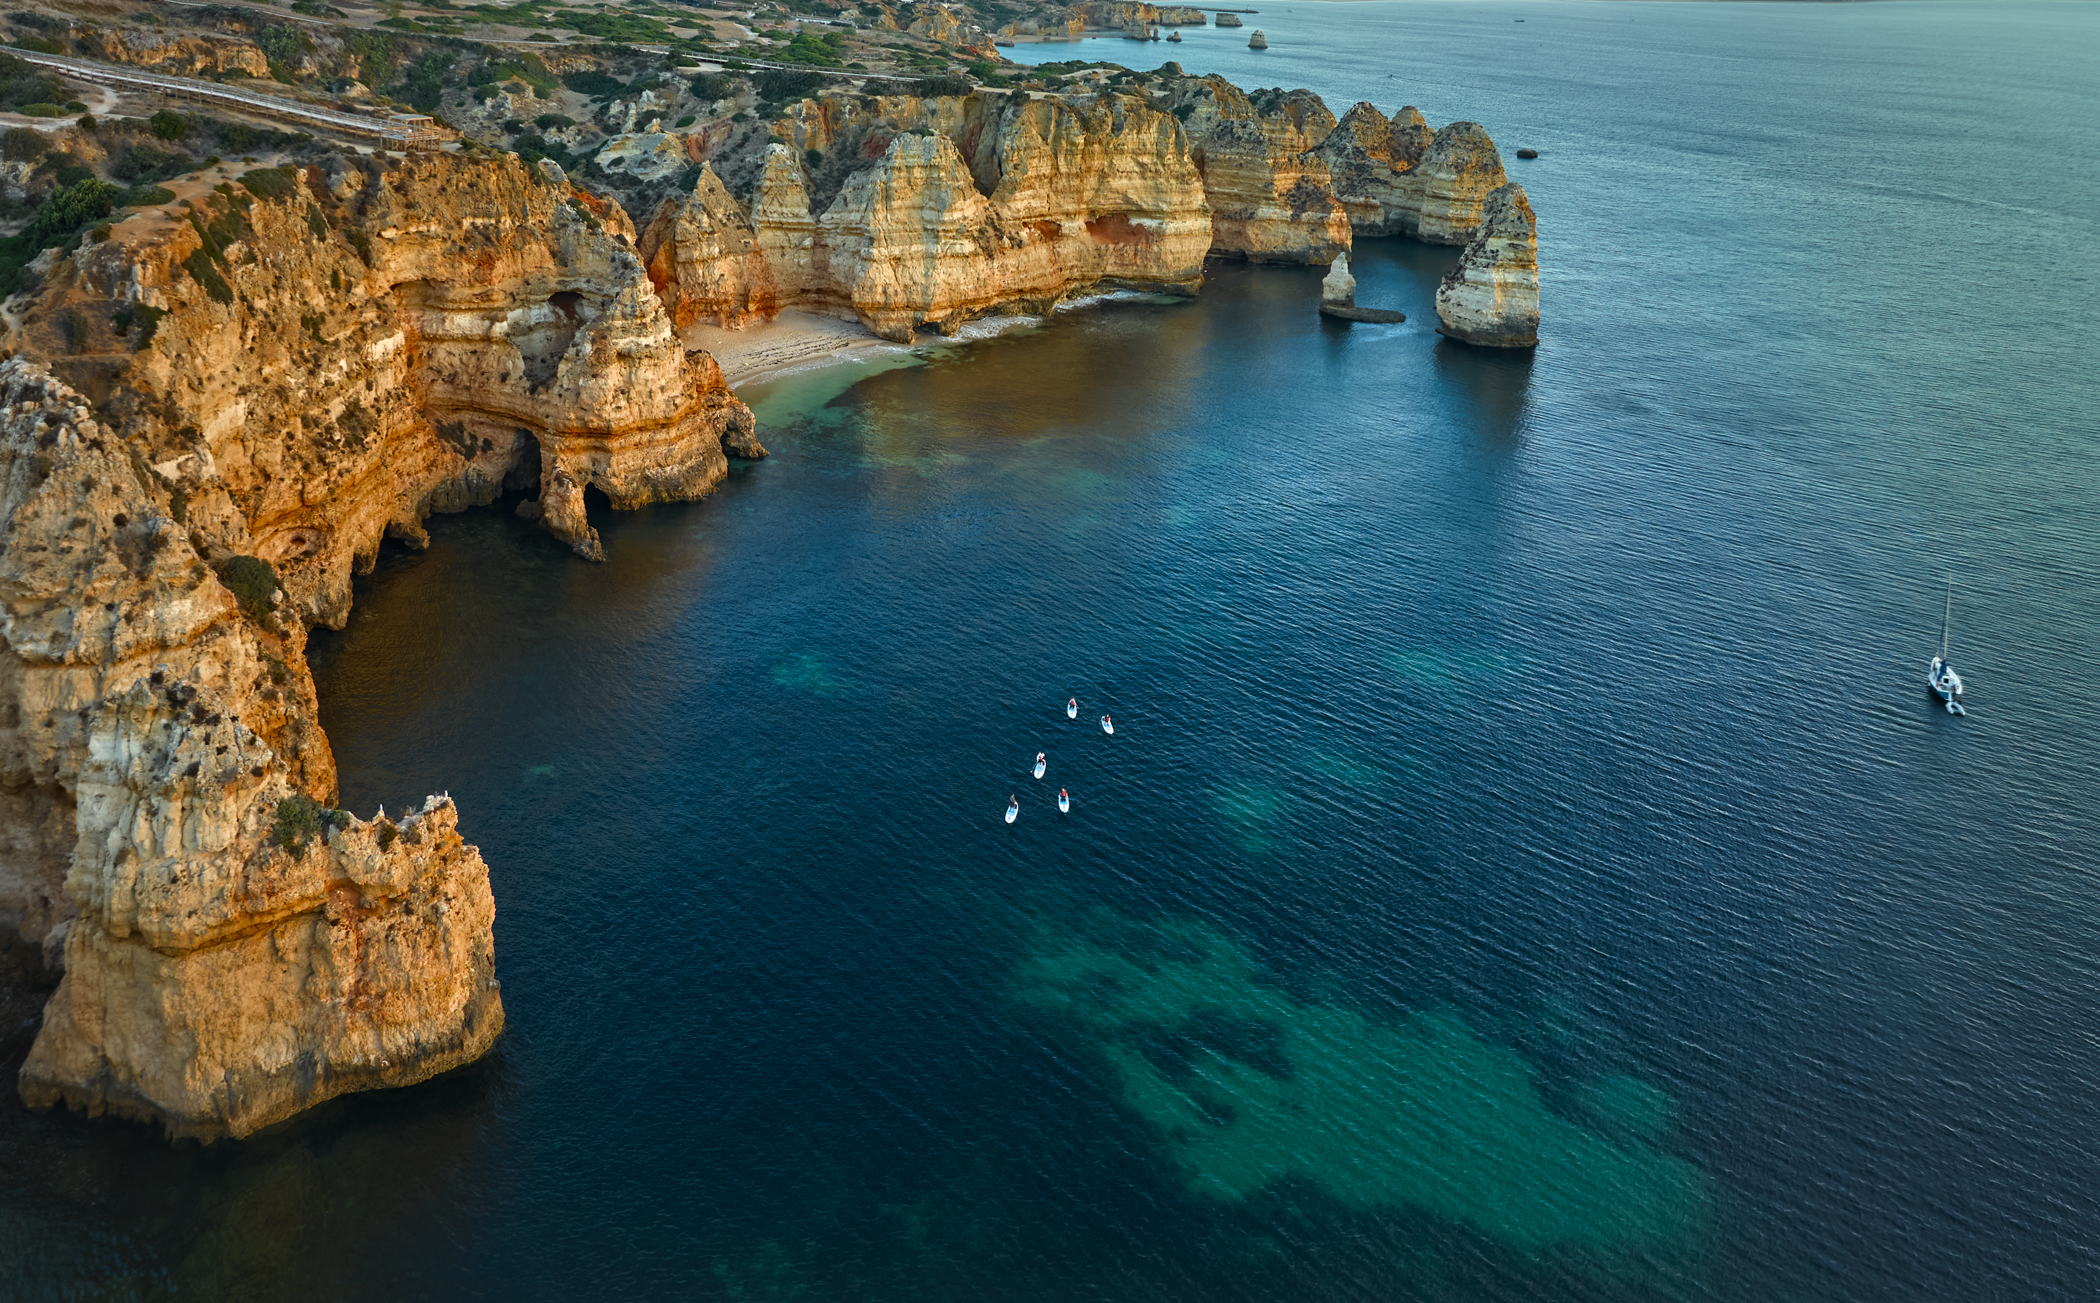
xmin=1321 ymin=253 xmax=1357 ymax=308
xmin=1434 ymin=183 xmax=1539 ymax=348
xmin=1318 ymin=252 xmax=1407 ymax=323
xmin=1248 ymin=29 xmax=1268 ymax=48
xmin=1216 ymin=12 xmax=1243 ymax=27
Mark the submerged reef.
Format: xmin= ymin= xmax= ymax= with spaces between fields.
xmin=1016 ymin=915 xmax=1706 ymax=1250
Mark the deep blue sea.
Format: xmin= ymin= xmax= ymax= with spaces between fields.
xmin=6 ymin=2 xmax=2099 ymax=1298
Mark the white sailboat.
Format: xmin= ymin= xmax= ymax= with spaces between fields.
xmin=1928 ymin=579 xmax=1966 ymax=716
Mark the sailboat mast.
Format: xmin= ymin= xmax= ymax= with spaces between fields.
xmin=1941 ymin=580 xmax=1953 ymax=660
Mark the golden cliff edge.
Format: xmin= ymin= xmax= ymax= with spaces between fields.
xmin=2 ymin=81 xmax=1534 ymax=1139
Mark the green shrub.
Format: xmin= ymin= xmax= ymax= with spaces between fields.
xmin=392 ymin=48 xmax=454 ymax=112
xmin=237 ymin=166 xmax=298 ymax=200
xmin=112 ymin=141 xmax=190 ymax=182
xmin=911 ymin=75 xmax=973 ymax=98
xmin=534 ymin=111 xmax=573 ymax=130
xmin=673 ymin=114 xmax=694 ymax=128
xmin=215 ymin=122 xmax=308 ymax=152
xmin=0 ymin=50 xmax=65 ymax=109
xmin=755 ymin=69 xmax=822 ymax=101
xmin=305 ymin=202 xmax=327 ymax=238
xmin=118 ymin=184 xmax=176 ymax=207
xmin=182 ymin=246 xmax=234 ymax=303
xmin=120 ymin=302 xmax=165 ymax=350
xmin=804 ymin=147 xmax=821 ymax=169
xmin=8 ymin=36 xmax=62 ymax=56
xmin=690 ymin=73 xmax=740 ymax=99
xmin=25 ymin=178 xmax=122 ymax=249
xmin=17 ymin=102 xmax=60 ymax=117
xmin=53 ymin=161 xmax=93 ymax=187
xmin=214 ymin=555 xmax=279 ymax=621
xmin=559 ymin=68 xmax=623 ymax=97
xmin=1 ymin=125 xmax=42 ymax=161
xmin=149 ymin=109 xmax=188 ymax=140
xmin=774 ymin=31 xmax=844 ymax=68
xmin=269 ymin=792 xmax=348 ymax=859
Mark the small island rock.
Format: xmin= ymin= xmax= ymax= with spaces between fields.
xmin=1248 ymin=30 xmax=1267 ymax=48
xmin=1434 ymin=182 xmax=1539 ymax=348
xmin=1317 ymin=252 xmax=1407 ymax=323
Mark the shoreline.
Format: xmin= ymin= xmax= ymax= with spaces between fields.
xmin=686 ymin=296 xmax=1161 ymax=391
xmin=683 ymin=310 xmax=906 ymax=388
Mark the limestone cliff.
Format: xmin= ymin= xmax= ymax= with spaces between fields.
xmin=3 ymin=151 xmax=757 ymax=1138
xmin=644 ymin=84 xmax=1529 ymax=326
xmin=1162 ymin=77 xmax=1350 ymax=265
xmin=1394 ymin=121 xmax=1508 ymax=246
xmin=1434 ymin=183 xmax=1539 ymax=348
xmin=0 ymin=361 xmax=499 ymax=1140
xmin=53 ymin=152 xmax=757 ymax=575
xmin=641 ymin=91 xmax=1210 ymax=341
xmin=1312 ymin=102 xmax=1432 ymax=237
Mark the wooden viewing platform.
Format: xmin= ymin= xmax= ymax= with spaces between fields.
xmin=6 ymin=48 xmax=453 ymax=149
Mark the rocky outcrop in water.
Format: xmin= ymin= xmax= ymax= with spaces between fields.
xmin=3 ymin=151 xmax=756 ymax=1138
xmin=1316 ymin=251 xmax=1405 ymax=323
xmin=1434 ymin=183 xmax=1538 ymax=348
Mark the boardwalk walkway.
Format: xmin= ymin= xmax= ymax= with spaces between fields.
xmin=8 ymin=49 xmax=448 ymax=148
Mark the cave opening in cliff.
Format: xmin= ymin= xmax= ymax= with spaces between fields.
xmin=582 ymin=484 xmax=613 ymax=526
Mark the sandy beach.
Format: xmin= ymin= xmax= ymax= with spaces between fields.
xmin=683 ymin=310 xmax=906 ymax=387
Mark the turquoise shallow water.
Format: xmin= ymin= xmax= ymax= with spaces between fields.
xmin=5 ymin=2 xmax=2100 ymax=1298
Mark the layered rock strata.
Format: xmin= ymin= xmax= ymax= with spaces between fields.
xmin=0 ymin=362 xmax=500 ymax=1140
xmin=5 ymin=151 xmax=757 ymax=1137
xmin=1161 ymin=77 xmax=1350 ymax=265
xmin=1313 ymin=102 xmax=1434 ymax=237
xmin=1395 ymin=121 xmax=1508 ymax=245
xmin=645 ymin=85 xmax=1520 ymax=334
xmin=1434 ymin=183 xmax=1539 ymax=348
xmin=643 ymin=91 xmax=1211 ymax=341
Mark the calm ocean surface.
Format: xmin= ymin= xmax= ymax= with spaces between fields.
xmin=7 ymin=1 xmax=2099 ymax=1298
